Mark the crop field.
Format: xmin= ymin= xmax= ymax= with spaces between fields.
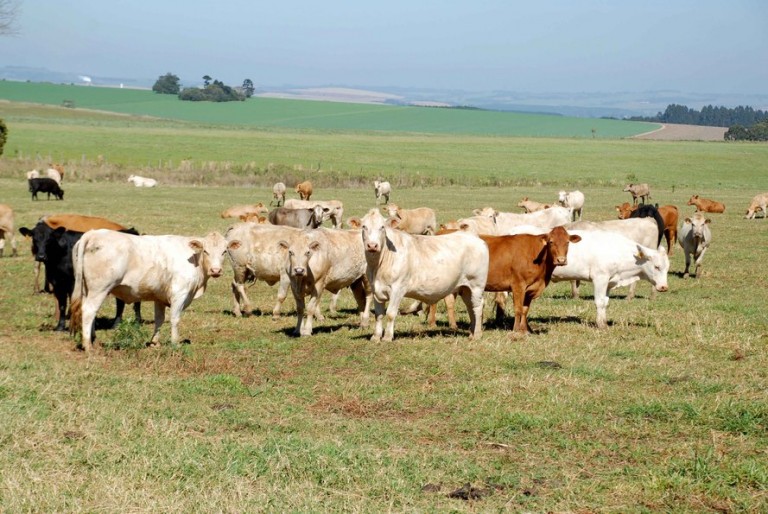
xmin=1 ymin=99 xmax=767 ymax=512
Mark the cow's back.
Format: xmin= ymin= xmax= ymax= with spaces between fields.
xmin=44 ymin=214 xmax=126 ymax=232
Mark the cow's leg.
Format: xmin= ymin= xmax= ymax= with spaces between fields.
xmin=112 ymin=298 xmax=126 ymax=328
xmin=291 ymin=284 xmax=305 ymax=337
xmin=460 ymin=286 xmax=484 ymax=340
xmin=302 ymin=284 xmax=325 ymax=337
xmin=231 ymin=280 xmax=250 ymax=317
xmin=151 ymin=302 xmax=165 ymax=345
xmin=168 ymin=300 xmax=185 ymax=344
xmin=81 ymin=291 xmax=110 ymax=351
xmin=328 ymin=291 xmax=340 ymax=316
xmin=592 ymin=277 xmax=610 ymax=329
xmin=445 ymin=293 xmax=458 ymax=330
xmin=382 ymin=290 xmax=406 ymax=342
xmin=694 ymin=249 xmax=707 ymax=278
xmin=54 ymin=289 xmax=68 ymax=331
xmin=350 ymin=279 xmax=370 ymax=329
xmin=133 ymin=302 xmax=142 ymax=324
xmin=371 ymin=299 xmax=386 ymax=342
xmin=492 ymin=292 xmax=506 ymax=327
xmin=683 ymin=251 xmax=692 ymax=278
xmin=272 ymin=274 xmax=291 ymax=319
xmin=571 ymin=280 xmax=580 ymax=299
xmin=627 ymin=281 xmax=637 ymax=300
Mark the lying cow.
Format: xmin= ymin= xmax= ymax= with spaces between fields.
xmin=678 ymin=213 xmax=712 ymax=278
xmin=284 ymin=199 xmax=344 ymax=229
xmin=271 ymin=182 xmax=287 ymax=206
xmin=295 ymin=180 xmax=313 ymax=200
xmin=220 ymin=203 xmax=268 ymax=220
xmin=517 ymin=197 xmax=550 ymax=213
xmin=374 ymin=180 xmax=392 ymax=204
xmin=624 ymin=183 xmax=651 ymax=205
xmin=0 ymin=204 xmax=18 ymax=257
xmin=268 ymin=205 xmax=325 ymax=229
xmin=70 ymin=230 xmax=230 ymax=350
xmin=29 ymin=177 xmax=64 ymax=200
xmin=687 ymin=195 xmax=725 ymax=213
xmin=385 ymin=203 xmax=437 ymax=235
xmin=127 ymin=174 xmax=158 ymax=187
xmin=279 ymin=228 xmax=371 ymax=336
xmin=744 ymin=192 xmax=768 ymax=219
xmin=557 ymin=190 xmax=585 ymax=221
xmin=360 ymin=208 xmax=488 ymax=342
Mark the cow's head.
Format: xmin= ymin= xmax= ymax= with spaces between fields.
xmin=189 ymin=232 xmax=228 ymax=278
xmin=687 ymin=195 xmax=699 ymax=205
xmin=383 ymin=203 xmax=400 ymax=219
xmin=361 ymin=208 xmax=388 ymax=254
xmin=685 ymin=215 xmax=711 ymax=239
xmin=635 ymin=245 xmax=669 ymax=292
xmin=615 ymin=202 xmax=635 ymax=220
xmin=279 ymin=236 xmax=320 ymax=278
xmin=19 ymin=221 xmax=56 ymax=262
xmin=540 ymin=226 xmax=581 ymax=266
xmin=558 ymin=191 xmax=568 ymax=204
xmin=308 ymin=204 xmax=325 ymax=228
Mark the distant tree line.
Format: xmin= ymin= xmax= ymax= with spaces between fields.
xmin=630 ymin=104 xmax=768 ymax=128
xmin=152 ymin=73 xmax=256 ymax=102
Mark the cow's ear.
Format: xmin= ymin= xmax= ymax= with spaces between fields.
xmin=19 ymin=227 xmax=32 ymax=238
xmin=684 ymin=217 xmax=692 ymax=224
xmin=278 ymin=240 xmax=289 ymax=250
xmin=309 ymin=241 xmax=321 ymax=251
xmin=569 ymin=235 xmax=582 ymax=243
xmin=227 ymin=240 xmax=241 ymax=251
xmin=705 ymin=218 xmax=712 ymax=224
xmin=472 ymin=209 xmax=481 ymax=216
xmin=189 ymin=240 xmax=204 ymax=253
xmin=258 ymin=216 xmax=267 ymax=224
xmin=634 ymin=246 xmax=646 ymax=260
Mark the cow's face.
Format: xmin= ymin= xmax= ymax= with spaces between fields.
xmin=558 ymin=191 xmax=568 ymax=204
xmin=361 ymin=208 xmax=387 ymax=254
xmin=636 ymin=246 xmax=669 ymax=292
xmin=544 ymin=226 xmax=581 ymax=266
xmin=19 ymin=222 xmax=55 ymax=262
xmin=190 ymin=232 xmax=229 ymax=278
xmin=279 ymin=238 xmax=320 ymax=277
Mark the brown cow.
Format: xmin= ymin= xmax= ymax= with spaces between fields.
xmin=687 ymin=195 xmax=725 ymax=213
xmin=220 ymin=203 xmax=268 ymax=220
xmin=616 ymin=202 xmax=678 ymax=255
xmin=295 ymin=180 xmax=313 ymax=201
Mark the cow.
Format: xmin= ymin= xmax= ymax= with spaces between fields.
xmin=744 ymin=192 xmax=768 ymax=219
xmin=279 ymin=228 xmax=371 ymax=336
xmin=284 ymin=199 xmax=344 ymax=229
xmin=50 ymin=163 xmax=65 ymax=181
xmin=550 ymin=230 xmax=670 ymax=329
xmin=678 ymin=213 xmax=712 ymax=278
xmin=384 ymin=204 xmax=437 ymax=235
xmin=687 ymin=195 xmax=725 ymax=214
xmin=127 ymin=174 xmax=158 ymax=187
xmin=220 ymin=203 xmax=268 ymax=220
xmin=360 ymin=208 xmax=488 ymax=342
xmin=238 ymin=213 xmax=268 ymax=224
xmin=473 ymin=205 xmax=572 ymax=234
xmin=616 ymin=202 xmax=678 ymax=255
xmin=271 ymin=182 xmax=287 ymax=206
xmin=624 ymin=183 xmax=651 ymax=205
xmin=70 ymin=230 xmax=230 ymax=350
xmin=0 ymin=204 xmax=18 ymax=257
xmin=517 ymin=197 xmax=550 ymax=213
xmin=28 ymin=178 xmax=64 ymax=200
xmin=557 ymin=190 xmax=585 ymax=221
xmin=441 ymin=215 xmax=498 ymax=236
xmin=26 ymin=169 xmax=40 ymax=180
xmin=374 ymin=180 xmax=392 ymax=204
xmin=268 ymin=205 xmax=325 ymax=229
xmin=45 ymin=167 xmax=62 ymax=185
xmin=18 ymin=221 xmax=141 ymax=331
xmin=295 ymin=180 xmax=313 ymax=200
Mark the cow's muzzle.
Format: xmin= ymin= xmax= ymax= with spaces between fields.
xmin=293 ymin=267 xmax=306 ymax=276
xmin=209 ymin=267 xmax=222 ymax=278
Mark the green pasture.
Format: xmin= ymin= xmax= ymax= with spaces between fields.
xmin=0 ymin=102 xmax=767 ymax=512
xmin=0 ymin=80 xmax=658 ymax=138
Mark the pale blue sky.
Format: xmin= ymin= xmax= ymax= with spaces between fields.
xmin=4 ymin=0 xmax=767 ymax=94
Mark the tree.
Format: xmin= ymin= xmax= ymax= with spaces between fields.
xmin=152 ymin=72 xmax=181 ymax=95
xmin=242 ymin=78 xmax=255 ymax=98
xmin=0 ymin=117 xmax=8 ymax=157
xmin=0 ymin=0 xmax=20 ymax=36
xmin=202 ymin=75 xmax=212 ymax=87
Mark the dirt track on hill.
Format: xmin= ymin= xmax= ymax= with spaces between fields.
xmin=632 ymin=123 xmax=727 ymax=141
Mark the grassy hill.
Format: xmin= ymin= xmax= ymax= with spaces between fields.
xmin=0 ymin=80 xmax=658 ymax=138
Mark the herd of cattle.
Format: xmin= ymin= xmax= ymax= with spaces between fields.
xmin=1 ymin=174 xmax=768 ymax=351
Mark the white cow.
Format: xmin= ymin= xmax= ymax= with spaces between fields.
xmin=70 ymin=230 xmax=230 ymax=350
xmin=678 ymin=213 xmax=712 ymax=278
xmin=0 ymin=203 xmax=18 ymax=257
xmin=45 ymin=168 xmax=62 ymax=185
xmin=26 ymin=169 xmax=40 ymax=180
xmin=127 ymin=174 xmax=158 ymax=187
xmin=473 ymin=205 xmax=572 ymax=234
xmin=374 ymin=180 xmax=392 ymax=204
xmin=384 ymin=204 xmax=437 ymax=235
xmin=441 ymin=215 xmax=498 ymax=235
xmin=550 ymin=230 xmax=669 ymax=329
xmin=557 ymin=190 xmax=585 ymax=221
xmin=271 ymin=182 xmax=287 ymax=206
xmin=360 ymin=208 xmax=488 ymax=342
xmin=279 ymin=228 xmax=371 ymax=336
xmin=283 ymin=199 xmax=344 ymax=229
xmin=744 ymin=192 xmax=768 ymax=220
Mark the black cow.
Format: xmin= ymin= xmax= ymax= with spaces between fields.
xmin=18 ymin=222 xmax=140 ymax=331
xmin=268 ymin=205 xmax=325 ymax=229
xmin=630 ymin=204 xmax=665 ymax=247
xmin=28 ymin=178 xmax=65 ymax=200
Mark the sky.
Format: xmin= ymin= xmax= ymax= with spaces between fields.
xmin=3 ymin=0 xmax=767 ymax=95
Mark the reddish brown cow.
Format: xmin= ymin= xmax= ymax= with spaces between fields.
xmin=295 ymin=180 xmax=313 ymax=201
xmin=687 ymin=195 xmax=725 ymax=213
xmin=616 ymin=202 xmax=678 ymax=255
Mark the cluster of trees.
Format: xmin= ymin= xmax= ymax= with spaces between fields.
xmin=631 ymin=104 xmax=768 ymax=128
xmin=151 ymin=74 xmax=256 ymax=102
xmin=725 ymin=120 xmax=768 ymax=141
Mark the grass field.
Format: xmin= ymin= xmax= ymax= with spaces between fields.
xmin=0 ymin=98 xmax=767 ymax=512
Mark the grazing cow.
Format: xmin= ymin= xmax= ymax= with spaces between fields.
xmin=220 ymin=203 xmax=268 ymax=220
xmin=127 ymin=174 xmax=158 ymax=187
xmin=284 ymin=199 xmax=344 ymax=229
xmin=473 ymin=205 xmax=572 ymax=234
xmin=384 ymin=203 xmax=437 ymax=235
xmin=557 ymin=190 xmax=585 ymax=221
xmin=744 ymin=192 xmax=768 ymax=219
xmin=360 ymin=208 xmax=488 ymax=342
xmin=687 ymin=195 xmax=725 ymax=214
xmin=70 ymin=230 xmax=230 ymax=350
xmin=26 ymin=169 xmax=40 ymax=180
xmin=271 ymin=182 xmax=287 ymax=206
xmin=0 ymin=204 xmax=18 ymax=257
xmin=374 ymin=180 xmax=392 ymax=204
xmin=18 ymin=221 xmax=141 ymax=331
xmin=295 ymin=180 xmax=313 ymax=200
xmin=28 ymin=178 xmax=64 ymax=200
xmin=624 ymin=183 xmax=651 ymax=205
xmin=678 ymin=213 xmax=712 ymax=278
xmin=550 ymin=230 xmax=670 ymax=329
xmin=517 ymin=197 xmax=550 ymax=213
xmin=268 ymin=205 xmax=325 ymax=229
xmin=279 ymin=228 xmax=371 ymax=336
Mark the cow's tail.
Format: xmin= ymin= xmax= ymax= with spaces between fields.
xmin=69 ymin=235 xmax=88 ymax=337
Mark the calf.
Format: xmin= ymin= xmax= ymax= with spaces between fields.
xmin=624 ymin=183 xmax=651 ymax=205
xmin=295 ymin=180 xmax=313 ymax=200
xmin=279 ymin=228 xmax=371 ymax=336
xmin=678 ymin=213 xmax=712 ymax=278
xmin=29 ymin=177 xmax=64 ymax=200
xmin=360 ymin=208 xmax=488 ymax=342
xmin=272 ymin=182 xmax=287 ymax=206
xmin=687 ymin=195 xmax=725 ymax=213
xmin=744 ymin=192 xmax=768 ymax=219
xmin=374 ymin=180 xmax=392 ymax=204
xmin=268 ymin=205 xmax=324 ymax=229
xmin=71 ymin=230 xmax=230 ymax=350
xmin=284 ymin=199 xmax=344 ymax=229
xmin=557 ymin=190 xmax=585 ymax=221
xmin=517 ymin=197 xmax=550 ymax=213
xmin=384 ymin=203 xmax=437 ymax=235
xmin=0 ymin=204 xmax=18 ymax=257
